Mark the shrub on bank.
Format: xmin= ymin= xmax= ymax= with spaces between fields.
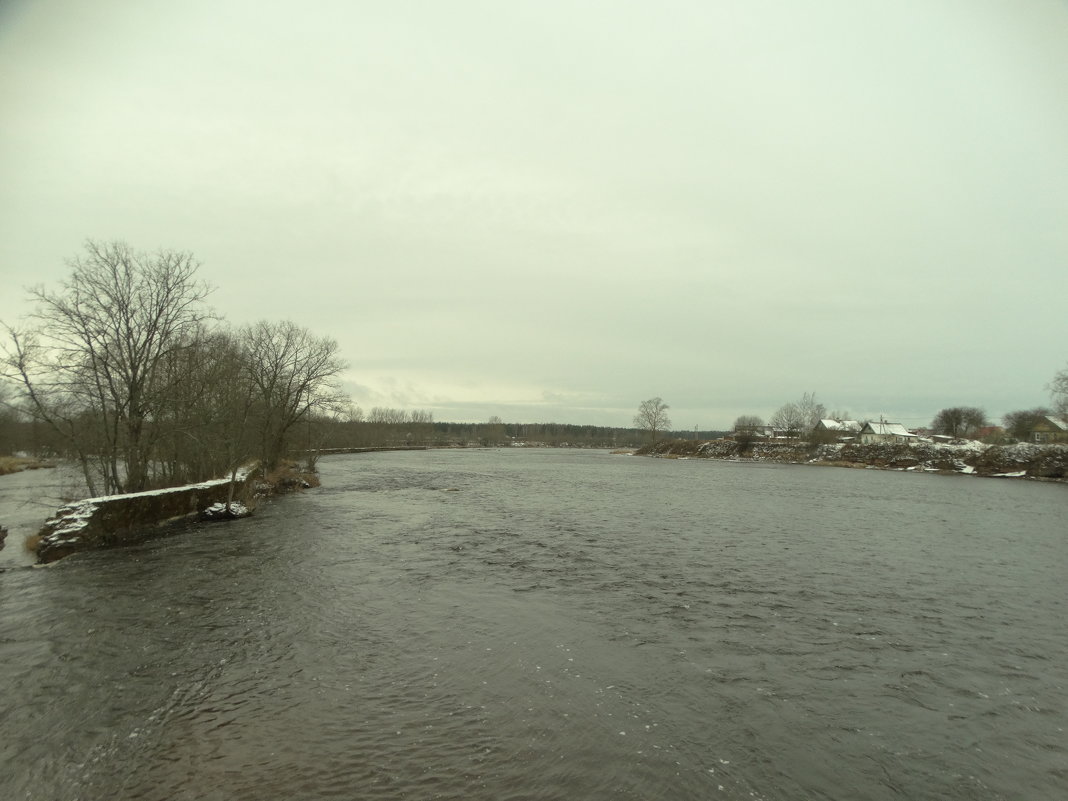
xmin=261 ymin=462 xmax=320 ymax=492
xmin=0 ymin=456 xmax=56 ymax=475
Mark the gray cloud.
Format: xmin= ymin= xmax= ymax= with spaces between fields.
xmin=2 ymin=0 xmax=1066 ymax=428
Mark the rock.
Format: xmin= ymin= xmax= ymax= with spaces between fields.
xmin=201 ymin=502 xmax=252 ymax=520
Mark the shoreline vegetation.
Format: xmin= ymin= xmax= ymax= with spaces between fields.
xmin=635 ymin=438 xmax=1068 ymax=481
xmin=1 ymin=240 xmax=348 ymax=500
xmin=3 ymin=437 xmax=1065 ymax=565
xmin=26 ymin=459 xmax=322 ymax=564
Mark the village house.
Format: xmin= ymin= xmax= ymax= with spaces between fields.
xmin=813 ymin=419 xmax=862 ymax=439
xmin=858 ymin=421 xmax=918 ymax=445
xmin=1030 ymin=415 xmax=1068 ymax=444
xmin=977 ymin=425 xmax=1005 ymax=442
xmin=731 ymin=424 xmax=781 ymax=440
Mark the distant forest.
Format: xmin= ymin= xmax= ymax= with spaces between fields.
xmin=0 ymin=415 xmax=726 ymax=457
xmin=303 ymin=417 xmax=727 ymax=450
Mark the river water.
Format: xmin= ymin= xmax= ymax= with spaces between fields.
xmin=1 ymin=449 xmax=1065 ymax=800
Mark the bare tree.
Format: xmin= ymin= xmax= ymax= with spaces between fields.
xmin=770 ymin=402 xmax=804 ymax=438
xmin=368 ymin=407 xmax=409 ymax=424
xmin=634 ymin=397 xmax=671 ymax=442
xmin=733 ymin=414 xmax=764 ymax=451
xmin=769 ymin=392 xmax=827 ymax=439
xmin=796 ymin=392 xmax=827 ymax=433
xmin=483 ymin=415 xmax=506 ymax=446
xmin=931 ymin=406 xmax=987 ymax=439
xmin=152 ymin=326 xmax=259 ymax=497
xmin=0 ymin=379 xmax=22 ymax=455
xmin=1050 ymin=365 xmax=1068 ymax=419
xmin=242 ymin=320 xmax=348 ymax=472
xmin=1 ymin=241 xmax=212 ymax=494
xmin=407 ymin=409 xmax=434 ymax=446
xmin=734 ymin=415 xmax=764 ymax=431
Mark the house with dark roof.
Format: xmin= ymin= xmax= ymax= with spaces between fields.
xmin=1030 ymin=415 xmax=1068 ymax=444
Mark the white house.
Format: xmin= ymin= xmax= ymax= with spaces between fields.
xmin=858 ymin=421 xmax=917 ymax=445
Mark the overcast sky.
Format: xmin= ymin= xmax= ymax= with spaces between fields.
xmin=2 ymin=0 xmax=1066 ymax=429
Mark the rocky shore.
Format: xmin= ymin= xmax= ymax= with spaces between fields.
xmin=32 ymin=475 xmax=253 ymax=564
xmin=637 ymin=439 xmax=1068 ymax=481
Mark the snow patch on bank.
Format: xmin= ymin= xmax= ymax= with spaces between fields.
xmin=650 ymin=438 xmax=1068 ymax=480
xmin=35 ymin=470 xmax=253 ymax=563
xmin=202 ymin=501 xmax=251 ymax=520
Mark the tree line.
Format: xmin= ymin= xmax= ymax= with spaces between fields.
xmin=311 ymin=399 xmax=720 ymax=449
xmin=1 ymin=240 xmax=347 ymax=496
xmin=4 ymin=244 xmax=1062 ymax=498
xmin=307 ymin=413 xmax=694 ymax=449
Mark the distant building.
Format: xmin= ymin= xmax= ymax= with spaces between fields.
xmin=731 ymin=424 xmax=778 ymax=441
xmin=858 ymin=421 xmax=918 ymax=445
xmin=977 ymin=425 xmax=1005 ymax=442
xmin=813 ymin=419 xmax=861 ymax=438
xmin=1030 ymin=415 xmax=1068 ymax=444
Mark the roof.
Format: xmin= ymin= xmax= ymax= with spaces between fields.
xmin=816 ymin=419 xmax=862 ymax=432
xmin=860 ymin=421 xmax=915 ymax=437
xmin=1038 ymin=415 xmax=1068 ymax=432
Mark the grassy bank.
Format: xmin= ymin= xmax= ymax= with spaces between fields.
xmin=0 ymin=456 xmax=57 ymax=476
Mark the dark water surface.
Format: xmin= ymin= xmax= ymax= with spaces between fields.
xmin=1 ymin=449 xmax=1066 ymax=800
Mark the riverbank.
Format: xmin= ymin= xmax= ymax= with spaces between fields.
xmin=27 ymin=461 xmax=323 ymax=563
xmin=31 ymin=473 xmax=255 ymax=563
xmin=9 ymin=448 xmax=427 ymax=565
xmin=637 ymin=438 xmax=1068 ymax=480
xmin=0 ymin=456 xmax=56 ymax=476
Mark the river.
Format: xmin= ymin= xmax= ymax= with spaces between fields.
xmin=1 ymin=449 xmax=1065 ymax=800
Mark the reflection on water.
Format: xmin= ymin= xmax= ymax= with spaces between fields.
xmin=1 ymin=449 xmax=1066 ymax=800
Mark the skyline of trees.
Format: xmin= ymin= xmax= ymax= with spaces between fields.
xmin=1 ymin=240 xmax=347 ymax=494
xmin=2 ymin=244 xmax=1065 ymax=480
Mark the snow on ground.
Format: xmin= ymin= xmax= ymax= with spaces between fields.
xmin=202 ymin=501 xmax=251 ymax=519
xmin=682 ymin=437 xmax=1067 ymax=480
